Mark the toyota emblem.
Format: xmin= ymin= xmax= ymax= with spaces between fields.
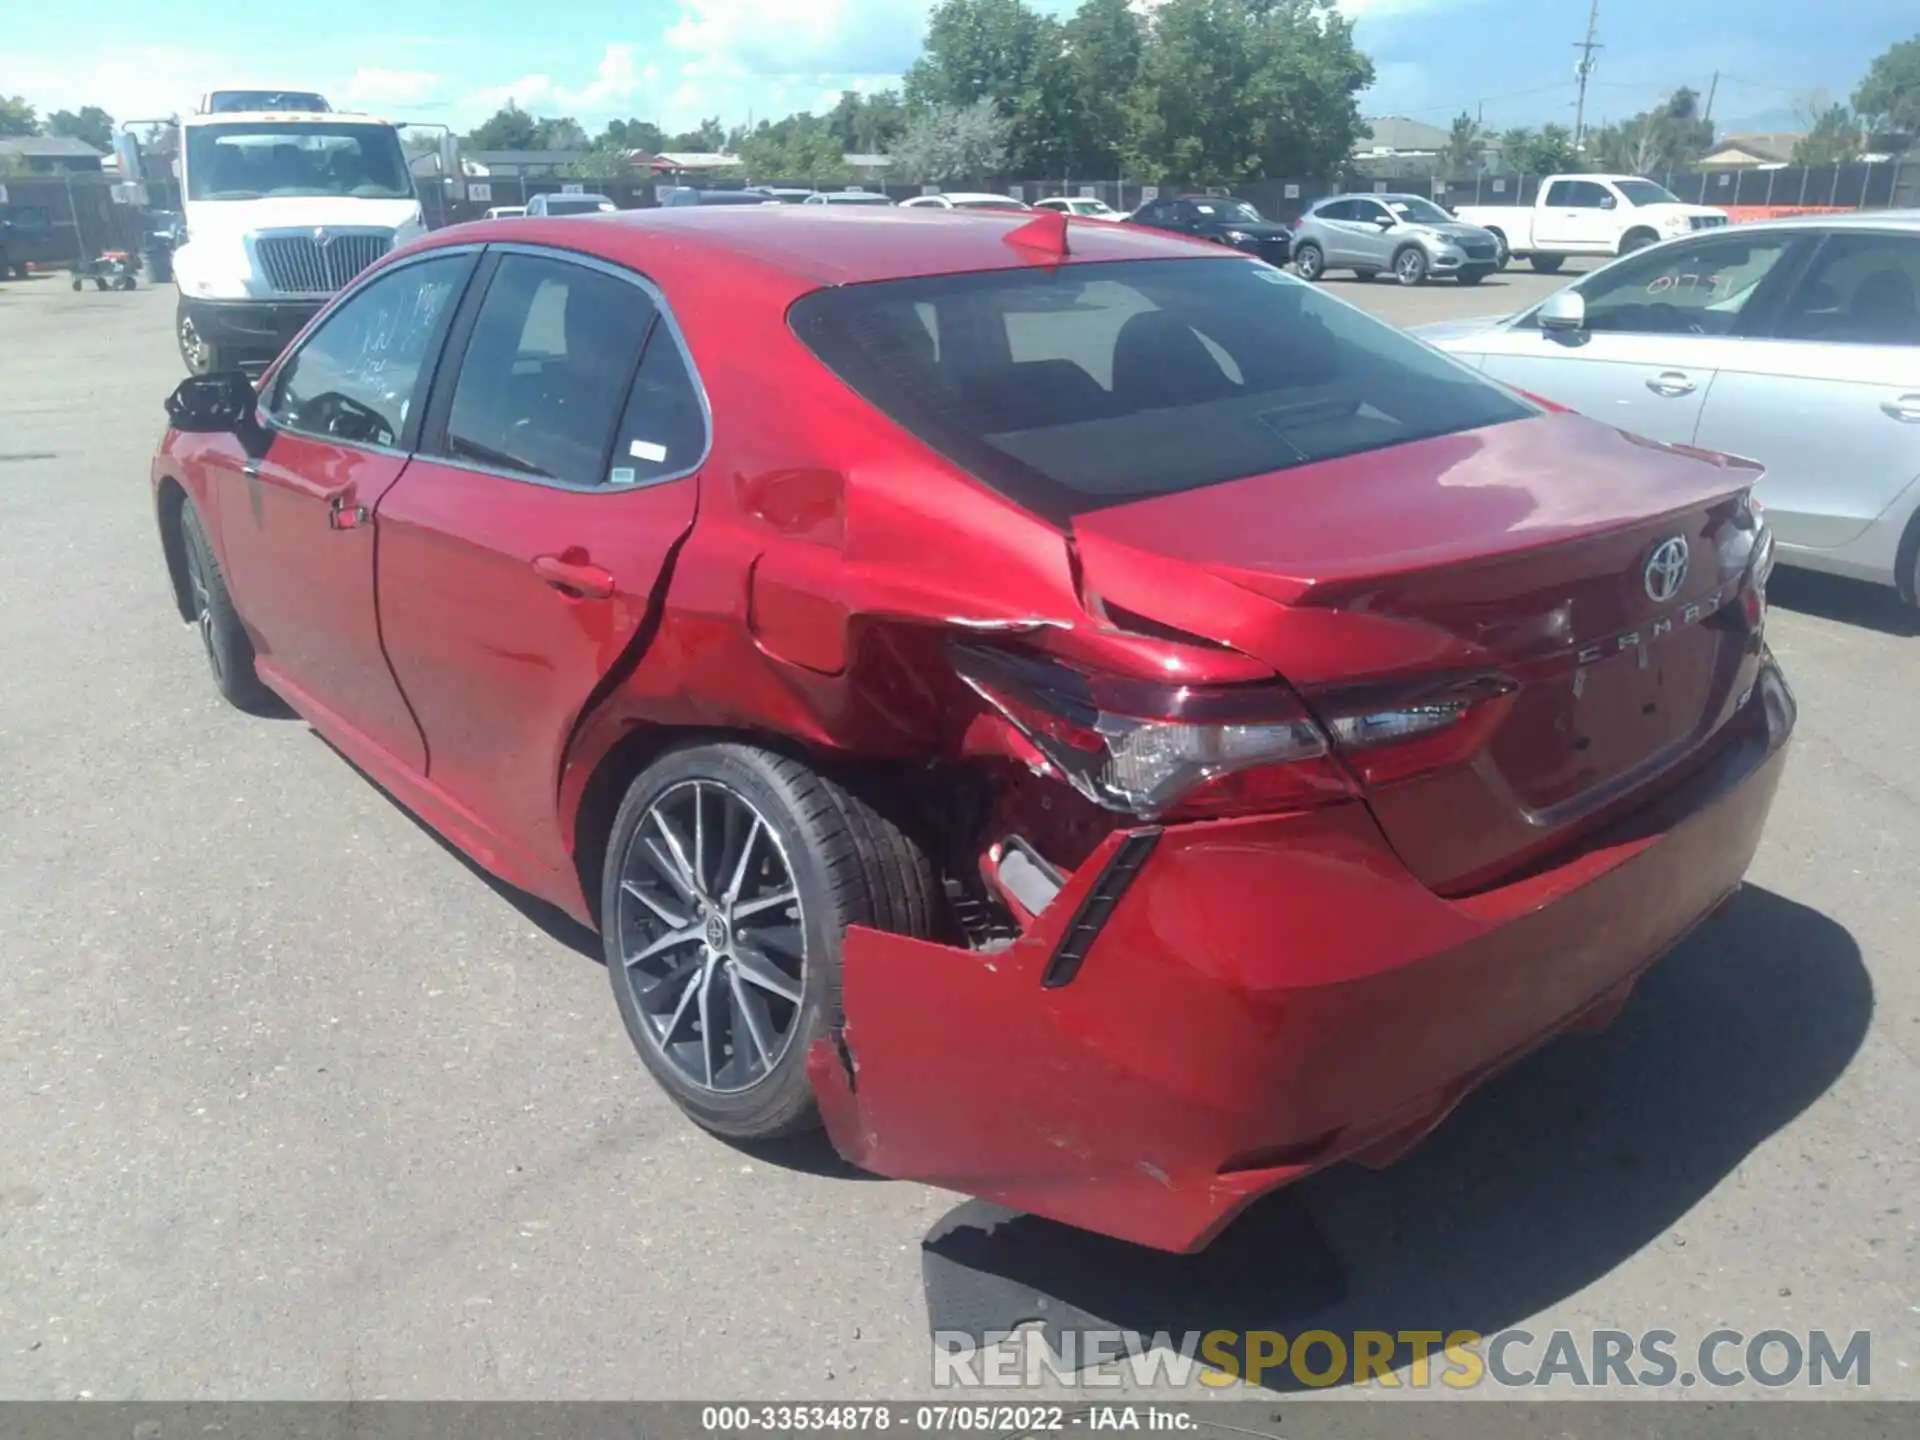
xmin=1643 ymin=536 xmax=1690 ymax=603
xmin=312 ymin=227 xmax=332 ymax=247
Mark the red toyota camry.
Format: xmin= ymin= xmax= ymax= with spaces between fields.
xmin=152 ymin=206 xmax=1793 ymax=1253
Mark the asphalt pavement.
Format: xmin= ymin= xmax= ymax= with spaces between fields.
xmin=0 ymin=262 xmax=1913 ymax=1401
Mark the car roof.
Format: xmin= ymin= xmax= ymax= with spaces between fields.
xmin=419 ymin=205 xmax=1225 ymax=288
xmin=182 ymin=110 xmax=383 ymax=126
xmin=1721 ymin=208 xmax=1920 ymax=235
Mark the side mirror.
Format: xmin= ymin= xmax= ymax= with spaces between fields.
xmin=1376 ymin=215 xmax=1397 ymax=229
xmin=1600 ymin=194 xmax=1618 ymax=211
xmin=114 ymin=131 xmax=143 ymax=183
xmin=165 ymin=372 xmax=256 ymax=433
xmin=439 ymin=132 xmax=460 ymax=184
xmin=1538 ymin=291 xmax=1587 ymax=333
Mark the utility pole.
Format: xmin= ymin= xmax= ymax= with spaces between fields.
xmin=1572 ymin=0 xmax=1603 ymax=149
xmin=1703 ymin=70 xmax=1719 ymax=123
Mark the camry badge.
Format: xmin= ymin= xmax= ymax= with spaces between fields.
xmin=1644 ymin=537 xmax=1690 ymax=603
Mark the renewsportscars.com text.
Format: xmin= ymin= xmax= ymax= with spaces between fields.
xmin=932 ymin=1326 xmax=1871 ymax=1391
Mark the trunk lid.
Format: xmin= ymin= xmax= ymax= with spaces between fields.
xmin=1071 ymin=412 xmax=1768 ymax=892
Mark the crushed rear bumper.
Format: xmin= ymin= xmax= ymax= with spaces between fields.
xmin=811 ymin=659 xmax=1794 ymax=1252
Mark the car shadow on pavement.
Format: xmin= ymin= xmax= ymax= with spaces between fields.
xmin=312 ymin=735 xmax=605 ymax=962
xmin=920 ymin=884 xmax=1871 ymax=1389
xmin=1766 ymin=568 xmax=1920 ymax=638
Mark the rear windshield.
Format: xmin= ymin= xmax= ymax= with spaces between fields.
xmin=540 ymin=197 xmax=610 ymax=215
xmin=790 ymin=257 xmax=1533 ymax=520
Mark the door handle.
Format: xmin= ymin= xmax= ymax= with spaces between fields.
xmin=1646 ymin=371 xmax=1697 ymax=397
xmin=532 ymin=553 xmax=616 ymax=599
xmin=1882 ymin=394 xmax=1920 ymax=423
xmin=323 ymin=488 xmax=369 ymax=531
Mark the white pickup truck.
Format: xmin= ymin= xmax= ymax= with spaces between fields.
xmin=1452 ymin=173 xmax=1729 ymax=273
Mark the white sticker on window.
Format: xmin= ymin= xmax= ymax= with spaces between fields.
xmin=630 ymin=439 xmax=668 ymax=463
xmin=1251 ymin=267 xmax=1290 ymax=284
xmin=609 ymin=466 xmax=638 ymax=485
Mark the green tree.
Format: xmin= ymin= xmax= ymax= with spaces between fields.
xmin=737 ymin=122 xmax=852 ymax=184
xmin=905 ymin=0 xmax=1064 ymax=174
xmin=534 ymin=116 xmax=588 ymax=151
xmin=659 ymin=118 xmax=725 ymax=152
xmin=0 ymin=95 xmax=38 ymax=137
xmin=1126 ymin=0 xmax=1373 ymax=185
xmin=825 ymin=90 xmax=908 ymax=153
xmin=468 ymin=101 xmax=539 ymax=150
xmin=47 ymin=105 xmax=114 ymax=152
xmin=1059 ymin=0 xmax=1147 ymax=176
xmin=1793 ymin=105 xmax=1863 ymax=166
xmin=1853 ymin=34 xmax=1920 ymax=144
xmin=1444 ymin=112 xmax=1483 ymax=175
xmin=561 ymin=146 xmax=641 ymax=180
xmin=600 ymin=118 xmax=667 ymax=153
xmin=889 ymin=99 xmax=1010 ymax=183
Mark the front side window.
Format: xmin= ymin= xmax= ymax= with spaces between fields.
xmin=441 ymin=254 xmax=656 ymax=486
xmin=185 ymin=122 xmax=411 ymax=201
xmin=1549 ymin=230 xmax=1804 ymax=337
xmin=791 ymin=257 xmax=1532 ymax=522
xmin=1774 ymin=232 xmax=1920 ymax=346
xmin=269 ymin=254 xmax=470 ymax=447
xmin=1383 ymin=196 xmax=1453 ymax=224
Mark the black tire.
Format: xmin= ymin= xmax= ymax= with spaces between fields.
xmin=71 ymin=276 xmax=83 ymax=291
xmin=176 ymin=299 xmax=227 ymax=375
xmin=1393 ymin=245 xmax=1429 ymax=286
xmin=117 ymin=272 xmax=137 ymax=291
xmin=1292 ymin=241 xmax=1324 ymax=281
xmin=602 ymin=742 xmax=938 ymax=1141
xmin=1488 ymin=231 xmax=1511 ymax=270
xmin=177 ymin=500 xmax=274 ymax=712
xmin=1531 ymin=254 xmax=1566 ymax=274
xmin=1356 ymin=269 xmax=1381 ymax=283
xmin=1457 ymin=267 xmax=1488 ymax=286
xmin=1619 ymin=229 xmax=1659 ymax=256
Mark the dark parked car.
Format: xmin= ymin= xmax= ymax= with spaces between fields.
xmin=150 ymin=205 xmax=1791 ymax=1254
xmin=1126 ymin=194 xmax=1292 ymax=266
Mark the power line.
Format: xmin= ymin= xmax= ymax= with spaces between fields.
xmin=1572 ymin=0 xmax=1604 ymax=148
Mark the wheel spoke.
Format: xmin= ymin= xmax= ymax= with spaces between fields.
xmin=657 ymin=961 xmax=704 ymax=1043
xmin=650 ymin=809 xmax=701 ymax=898
xmin=730 ymin=887 xmax=796 ymax=922
xmin=624 ymin=923 xmax=703 ymax=968
xmin=634 ymin=949 xmax=703 ymax=1004
xmin=730 ymin=939 xmax=802 ymax=1006
xmin=691 ymin=782 xmax=707 ymax=897
xmin=640 ymin=836 xmax=698 ymax=907
xmin=695 ymin=957 xmax=718 ymax=1088
xmin=621 ymin=877 xmax=686 ymax=929
xmin=727 ymin=965 xmax=775 ymax=1075
xmin=723 ymin=816 xmax=763 ymax=906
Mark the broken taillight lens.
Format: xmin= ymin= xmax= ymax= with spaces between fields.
xmin=952 ymin=645 xmax=1519 ymax=821
xmin=950 ymin=643 xmax=1352 ymax=820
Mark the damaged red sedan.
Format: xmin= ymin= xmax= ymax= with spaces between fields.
xmin=152 ymin=205 xmax=1793 ymax=1253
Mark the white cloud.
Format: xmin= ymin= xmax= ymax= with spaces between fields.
xmin=340 ymin=68 xmax=445 ymax=111
xmin=9 ymin=44 xmax=236 ymax=122
xmin=666 ymin=0 xmax=928 ymax=81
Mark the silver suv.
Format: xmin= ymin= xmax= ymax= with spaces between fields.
xmin=1292 ymin=193 xmax=1503 ymax=286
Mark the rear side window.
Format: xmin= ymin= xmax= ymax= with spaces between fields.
xmin=442 ymin=253 xmax=654 ymax=486
xmin=790 ymin=257 xmax=1533 ymax=521
xmin=1774 ymin=232 xmax=1920 ymax=346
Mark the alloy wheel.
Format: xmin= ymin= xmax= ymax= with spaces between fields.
xmin=1397 ymin=249 xmax=1426 ymax=284
xmin=613 ymin=780 xmax=807 ymax=1095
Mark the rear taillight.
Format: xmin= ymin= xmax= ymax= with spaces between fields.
xmin=952 ymin=644 xmax=1517 ymax=821
xmin=951 ymin=643 xmax=1350 ymax=820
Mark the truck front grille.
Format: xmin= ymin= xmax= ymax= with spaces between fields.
xmin=254 ymin=230 xmax=393 ymax=294
xmin=1689 ymin=215 xmax=1728 ymax=231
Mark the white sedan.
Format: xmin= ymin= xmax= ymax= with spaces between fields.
xmin=1420 ymin=211 xmax=1920 ymax=607
xmin=1035 ymin=196 xmax=1124 ymax=222
xmin=900 ymin=192 xmax=1032 ymax=212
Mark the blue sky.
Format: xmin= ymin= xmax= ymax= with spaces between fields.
xmin=8 ymin=0 xmax=1914 ymax=139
